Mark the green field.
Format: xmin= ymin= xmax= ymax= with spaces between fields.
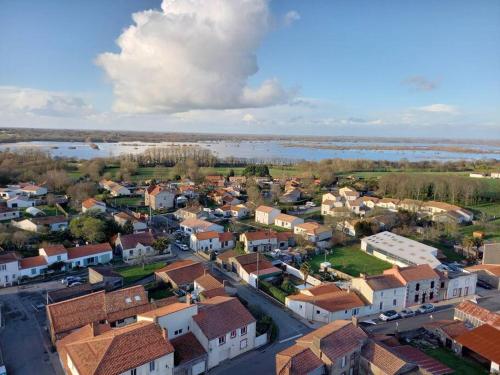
xmin=107 ymin=196 xmax=144 ymax=207
xmin=116 ymin=262 xmax=167 ymax=284
xmin=459 ymin=218 xmax=500 ymax=242
xmin=467 ymin=202 xmax=500 ymax=218
xmin=310 ymin=244 xmax=392 ymax=276
xmin=423 ymin=348 xmax=488 ymax=375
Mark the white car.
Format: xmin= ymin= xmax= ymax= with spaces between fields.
xmin=399 ymin=309 xmax=416 ymax=318
xmin=379 ymin=310 xmax=400 ymax=321
xmin=418 ymin=304 xmax=435 ymax=314
xmin=179 ymin=244 xmax=189 ymax=251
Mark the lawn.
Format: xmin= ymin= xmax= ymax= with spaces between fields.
xmin=423 ymin=347 xmax=488 ymax=375
xmin=107 ymin=196 xmax=144 ymax=207
xmin=466 ymin=202 xmax=500 ymax=218
xmin=116 ymin=262 xmax=166 ymax=284
xmin=309 ymin=244 xmax=392 ymax=276
xmin=459 ymin=218 xmax=500 ymax=242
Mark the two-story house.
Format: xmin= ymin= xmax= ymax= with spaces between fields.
xmin=351 ymin=273 xmax=406 ymax=314
xmin=255 ymin=205 xmax=281 ymax=225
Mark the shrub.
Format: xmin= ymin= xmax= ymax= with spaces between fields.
xmin=259 ymin=280 xmax=288 ymax=304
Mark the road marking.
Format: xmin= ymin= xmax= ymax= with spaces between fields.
xmin=279 ymin=333 xmax=303 ymax=344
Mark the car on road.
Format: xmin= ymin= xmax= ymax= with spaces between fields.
xmin=399 ymin=309 xmax=416 ymax=318
xmin=379 ymin=310 xmax=400 ymax=321
xmin=179 ymin=244 xmax=189 ymax=251
xmin=359 ymin=319 xmax=377 ymax=327
xmin=477 ymin=280 xmax=492 ymax=290
xmin=418 ymin=303 xmax=435 ymax=314
xmin=67 ymin=281 xmax=83 ymax=287
xmin=61 ymin=276 xmax=81 ymax=285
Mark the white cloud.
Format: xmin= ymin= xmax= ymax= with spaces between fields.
xmin=96 ymin=0 xmax=290 ymax=114
xmin=0 ymin=86 xmax=93 ymax=117
xmin=283 ymin=10 xmax=301 ymax=26
xmin=242 ymin=113 xmax=256 ymax=122
xmin=418 ymin=103 xmax=457 ymax=114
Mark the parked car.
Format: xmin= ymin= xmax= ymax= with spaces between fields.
xmin=68 ymin=281 xmax=83 ymax=287
xmin=399 ymin=309 xmax=416 ymax=318
xmin=359 ymin=319 xmax=377 ymax=327
xmin=61 ymin=276 xmax=81 ymax=285
xmin=418 ymin=304 xmax=435 ymax=314
xmin=477 ymin=280 xmax=492 ymax=290
xmin=179 ymin=244 xmax=189 ymax=251
xmin=379 ymin=310 xmax=400 ymax=321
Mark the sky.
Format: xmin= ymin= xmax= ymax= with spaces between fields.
xmin=0 ymin=0 xmax=499 ymax=138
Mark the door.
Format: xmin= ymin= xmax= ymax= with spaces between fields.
xmin=422 ymin=293 xmax=426 ymax=303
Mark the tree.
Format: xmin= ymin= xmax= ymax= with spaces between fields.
xmin=300 ymin=262 xmax=311 ymax=286
xmin=43 ymin=169 xmax=70 ymax=192
xmin=69 ymin=216 xmax=106 ymax=243
xmin=152 ymin=237 xmax=170 ymax=254
xmin=122 ymin=220 xmax=134 ymax=235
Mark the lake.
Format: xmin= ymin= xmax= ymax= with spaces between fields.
xmin=0 ymin=140 xmax=498 ymax=162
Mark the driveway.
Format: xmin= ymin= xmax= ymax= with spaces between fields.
xmin=0 ymin=286 xmax=64 ymax=375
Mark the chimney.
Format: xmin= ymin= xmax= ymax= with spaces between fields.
xmin=91 ymin=321 xmax=99 ymax=337
xmin=351 ymin=316 xmax=359 ymax=327
xmin=186 ymin=293 xmax=192 ymax=305
xmin=360 ymin=273 xmax=366 ymax=279
xmin=162 ymin=328 xmax=168 ymax=341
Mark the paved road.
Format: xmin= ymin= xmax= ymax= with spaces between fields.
xmin=0 ymin=286 xmax=64 ymax=375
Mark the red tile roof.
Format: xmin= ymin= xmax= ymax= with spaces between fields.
xmin=41 ymin=244 xmax=67 ymax=256
xmin=276 ymin=344 xmax=324 ymax=375
xmin=243 ymin=231 xmax=278 ymax=241
xmin=195 ymin=231 xmax=219 ymax=240
xmin=256 ymin=205 xmax=279 ymax=213
xmin=392 ymin=345 xmax=453 ymax=375
xmin=287 ymin=289 xmax=366 ymax=313
xmin=67 ymin=243 xmax=112 ymax=260
xmin=455 ymin=300 xmax=500 ymax=329
xmin=466 ymin=264 xmax=500 ymax=277
xmin=61 ymin=321 xmax=174 ymax=375
xmin=384 ymin=264 xmax=439 ymax=283
xmin=118 ymin=232 xmax=155 ymax=249
xmin=138 ymin=302 xmax=193 ymax=319
xmin=170 ymin=332 xmax=207 ymax=365
xmin=218 ymin=231 xmax=234 ymax=242
xmin=155 ymin=260 xmax=205 ymax=287
xmin=195 ymin=273 xmax=224 ymax=291
xmin=193 ymin=296 xmax=255 ymax=340
xmin=82 ymin=198 xmax=105 ymax=209
xmin=19 ymin=255 xmax=47 ymax=269
xmin=361 ymin=341 xmax=415 ymax=375
xmin=456 ymin=324 xmax=500 ymax=363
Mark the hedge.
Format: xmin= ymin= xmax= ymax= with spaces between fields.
xmin=259 ymin=280 xmax=288 ymax=304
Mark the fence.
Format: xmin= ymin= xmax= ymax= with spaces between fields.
xmin=283 ymin=264 xmax=322 ymax=286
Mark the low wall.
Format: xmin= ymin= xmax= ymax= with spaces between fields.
xmin=325 ymin=267 xmax=353 ymax=281
xmin=283 ymin=264 xmax=322 ymax=286
xmin=255 ymin=333 xmax=268 ymax=348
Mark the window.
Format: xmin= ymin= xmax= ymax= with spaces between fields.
xmin=130 ymin=369 xmax=137 ymax=375
xmin=381 ymin=292 xmax=384 ymax=297
xmin=174 ymin=329 xmax=183 ymax=335
xmin=149 ymin=360 xmax=155 ymax=371
xmin=31 ymin=268 xmax=36 ymax=275
xmin=240 ymin=326 xmax=247 ymax=336
xmin=440 ymin=281 xmax=445 ymax=288
xmin=240 ymin=338 xmax=248 ymax=349
xmin=393 ymin=299 xmax=397 ymax=306
xmin=231 ymin=330 xmax=237 ymax=338
xmin=341 ymin=356 xmax=347 ymax=368
xmin=218 ymin=335 xmax=226 ymax=345
xmin=414 ymin=294 xmax=419 ymax=303
xmin=416 ymin=283 xmax=420 ymax=291
xmin=430 ymin=281 xmax=435 ymax=288
xmin=57 ymin=255 xmax=61 ymax=261
xmin=0 ymin=265 xmax=6 ymax=271
xmin=379 ymin=302 xmax=383 ymax=310
xmin=316 ymin=310 xmax=320 ymax=314
xmin=429 ymin=292 xmax=434 ymax=300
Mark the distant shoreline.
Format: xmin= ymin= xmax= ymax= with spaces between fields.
xmin=0 ymin=127 xmax=499 ymax=147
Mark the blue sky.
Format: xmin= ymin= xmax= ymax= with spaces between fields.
xmin=0 ymin=0 xmax=499 ymax=137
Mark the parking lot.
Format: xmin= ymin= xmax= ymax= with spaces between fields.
xmin=0 ymin=286 xmax=64 ymax=375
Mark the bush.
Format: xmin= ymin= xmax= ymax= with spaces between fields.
xmin=259 ymin=280 xmax=288 ymax=304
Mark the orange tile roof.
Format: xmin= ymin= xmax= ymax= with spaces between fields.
xmin=200 ymin=287 xmax=228 ymax=299
xmin=297 ymin=320 xmax=367 ymax=363
xmin=41 ymin=244 xmax=67 ymax=256
xmin=466 ymin=264 xmax=500 ymax=277
xmin=217 ymin=249 xmax=237 ymax=263
xmin=82 ymin=198 xmax=105 ymax=209
xmin=456 ymin=324 xmax=500 ymax=363
xmin=138 ymin=302 xmax=193 ymax=319
xmin=218 ymin=231 xmax=234 ymax=242
xmin=155 ymin=260 xmax=205 ymax=286
xmin=243 ymin=231 xmax=278 ymax=241
xmin=276 ymin=344 xmax=324 ymax=375
xmin=193 ymin=296 xmax=255 ymax=340
xmin=364 ymin=274 xmax=405 ymax=291
xmin=19 ymin=255 xmax=47 ymax=269
xmin=384 ymin=264 xmax=439 ymax=283
xmin=287 ymin=290 xmax=366 ymax=313
xmin=303 ymin=283 xmax=341 ymax=296
xmin=391 ymin=345 xmax=453 ymax=375
xmin=62 ymin=321 xmax=173 ymax=375
xmin=455 ymin=300 xmax=500 ymax=329
xmin=195 ymin=231 xmax=219 ymax=240
xmin=275 ymin=213 xmax=300 ymax=223
xmin=67 ymin=243 xmax=112 ymax=260
xmin=195 ymin=273 xmax=224 ymax=291
xmin=256 ymin=205 xmax=279 ymax=213
xmin=361 ymin=341 xmax=414 ymax=375
xmin=423 ymin=320 xmax=470 ymax=339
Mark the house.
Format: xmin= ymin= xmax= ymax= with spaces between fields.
xmin=322 ymin=192 xmax=342 ymax=203
xmin=16 ymin=183 xmax=47 ymax=196
xmin=66 ymin=243 xmax=113 ymax=269
xmin=361 ymin=231 xmax=441 ymax=269
xmin=145 ymin=185 xmax=176 ymax=210
xmin=180 ymin=218 xmax=223 ymax=234
xmin=455 ymin=324 xmax=500 ymax=374
xmin=358 ymin=196 xmax=380 ymax=209
xmin=56 ymin=321 xmax=175 ymax=375
xmin=230 ymin=204 xmax=249 ymax=219
xmin=88 ymin=267 xmax=124 ymax=290
xmin=19 ymin=255 xmax=48 ymax=278
xmin=423 ymin=201 xmax=473 ymax=223
xmin=339 ymin=187 xmax=360 ymax=201
xmin=351 ymin=273 xmax=406 ymax=314
xmin=155 ymin=260 xmax=205 ymax=290
xmin=171 ymin=332 xmax=209 ymax=375
xmin=194 ymin=273 xmax=226 ymax=301
xmin=0 ymin=187 xmax=20 ymax=200
xmin=228 ymin=253 xmax=282 ymax=288
xmin=46 ymin=285 xmax=153 ymax=343
xmin=0 ymin=206 xmax=20 ymax=221
xmin=423 ymin=319 xmax=470 ymax=351
xmin=285 ymin=284 xmax=369 ymax=323
xmin=398 ymin=198 xmax=423 ymax=212
xmin=0 ymin=252 xmax=21 ymax=287
xmin=12 ymin=215 xmax=68 ymax=233
xmin=437 ymin=266 xmax=477 ymax=300
xmin=337 ymin=219 xmax=357 ymax=236
xmin=359 ymin=341 xmax=422 ymax=375
xmin=383 ymin=264 xmax=440 ymax=307
xmin=294 ymin=222 xmax=332 ymax=243
xmin=465 ymin=264 xmax=500 ymax=290
xmin=174 ymin=206 xmax=208 ymax=221
xmin=453 ymin=300 xmax=500 ymax=329
xmin=323 ymin=206 xmax=352 ymax=218
xmin=229 ymin=176 xmax=247 ymax=187
xmin=204 ymin=175 xmax=226 ymax=187
xmin=255 ymin=205 xmax=281 ymax=225
xmin=191 ymin=296 xmax=257 ymax=369
xmin=39 ymin=244 xmax=68 ymax=264
xmin=113 ymin=211 xmax=148 ymax=232
xmin=240 ymin=231 xmax=278 ymax=253
xmin=81 ymin=198 xmax=106 ymax=213
xmin=276 ymin=320 xmax=368 ymax=375
xmin=190 ymin=231 xmax=234 ymax=252
xmin=274 ymin=213 xmax=304 ymax=230
xmin=215 ymin=204 xmax=232 ymax=218
xmin=7 ymin=195 xmax=35 ymax=208
xmin=346 ymin=198 xmax=365 ymax=215
xmin=99 ymin=179 xmax=131 ymax=196
xmin=280 ymin=188 xmax=302 ymax=203
xmin=115 ymin=231 xmax=159 ymax=262
xmin=376 ymin=198 xmax=400 ymax=211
